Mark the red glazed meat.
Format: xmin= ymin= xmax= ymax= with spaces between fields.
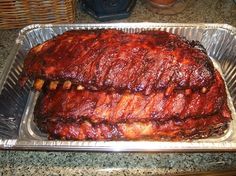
xmin=21 ymin=29 xmax=214 ymax=94
xmin=34 ymin=71 xmax=229 ymax=124
xmin=24 ymin=29 xmax=232 ymax=141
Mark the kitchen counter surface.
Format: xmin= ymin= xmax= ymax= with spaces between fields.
xmin=0 ymin=0 xmax=236 ymax=175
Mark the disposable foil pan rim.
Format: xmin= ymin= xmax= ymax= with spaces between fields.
xmin=18 ymin=23 xmax=236 ymax=36
xmin=2 ymin=140 xmax=236 ymax=152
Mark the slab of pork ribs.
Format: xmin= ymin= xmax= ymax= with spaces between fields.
xmin=20 ymin=29 xmax=232 ymax=141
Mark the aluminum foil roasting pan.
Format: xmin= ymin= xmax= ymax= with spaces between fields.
xmin=0 ymin=23 xmax=236 ymax=151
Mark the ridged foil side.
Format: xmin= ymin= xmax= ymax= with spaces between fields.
xmin=0 ymin=52 xmax=31 ymax=139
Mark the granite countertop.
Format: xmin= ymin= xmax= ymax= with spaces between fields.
xmin=0 ymin=0 xmax=236 ymax=175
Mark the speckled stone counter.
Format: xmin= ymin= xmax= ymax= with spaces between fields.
xmin=1 ymin=0 xmax=236 ymax=175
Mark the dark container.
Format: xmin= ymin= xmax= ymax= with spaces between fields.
xmin=81 ymin=0 xmax=136 ymax=21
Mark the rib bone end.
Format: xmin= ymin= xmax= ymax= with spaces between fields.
xmin=34 ymin=79 xmax=45 ymax=91
xmin=49 ymin=81 xmax=59 ymax=90
xmin=77 ymin=85 xmax=85 ymax=91
xmin=63 ymin=81 xmax=72 ymax=90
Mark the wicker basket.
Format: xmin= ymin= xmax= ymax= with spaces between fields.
xmin=0 ymin=0 xmax=76 ymax=29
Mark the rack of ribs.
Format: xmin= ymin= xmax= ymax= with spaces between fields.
xmin=34 ymin=71 xmax=231 ymax=140
xmin=35 ymin=114 xmax=229 ymax=141
xmin=20 ymin=29 xmax=214 ymax=95
xmin=34 ymin=71 xmax=229 ymax=124
xmin=20 ymin=29 xmax=232 ymax=141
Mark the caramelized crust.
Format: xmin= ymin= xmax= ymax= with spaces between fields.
xmin=35 ymin=113 xmax=230 ymax=141
xmin=29 ymin=29 xmax=232 ymax=141
xmin=21 ymin=29 xmax=214 ymax=94
xmin=34 ymin=71 xmax=229 ymax=124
